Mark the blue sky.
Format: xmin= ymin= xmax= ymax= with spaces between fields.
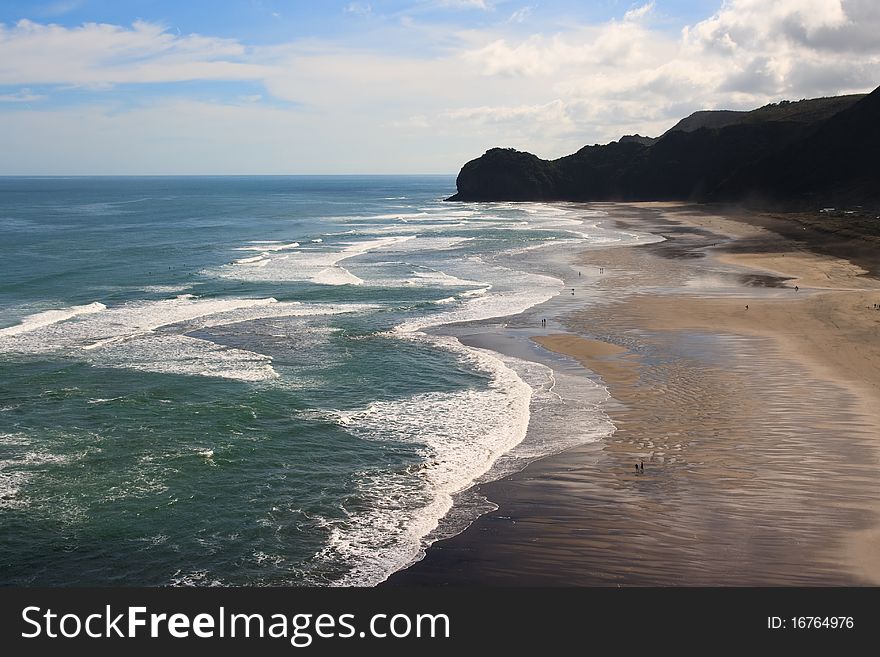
xmin=0 ymin=1 xmax=707 ymax=41
xmin=1 ymin=1 xmax=878 ymax=174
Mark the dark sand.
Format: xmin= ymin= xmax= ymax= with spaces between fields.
xmin=387 ymin=203 xmax=880 ymax=586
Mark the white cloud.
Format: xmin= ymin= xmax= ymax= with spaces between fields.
xmin=442 ymin=99 xmax=570 ymax=125
xmin=462 ymin=20 xmax=664 ymax=78
xmin=0 ymin=19 xmax=274 ymax=86
xmin=390 ymin=114 xmax=431 ymax=129
xmin=38 ymin=0 xmax=83 ymax=17
xmin=0 ymin=99 xmax=473 ymax=174
xmin=457 ymin=0 xmax=880 ymax=142
xmin=680 ymin=0 xmax=880 ymax=96
xmin=344 ymin=3 xmax=372 ymax=16
xmin=508 ymin=7 xmax=533 ymax=23
xmin=437 ymin=0 xmax=492 ymax=10
xmin=438 ymin=99 xmax=578 ymax=143
xmin=1 ymin=1 xmax=879 ymax=173
xmin=0 ymin=88 xmax=46 ymax=102
xmin=623 ymin=2 xmax=654 ymax=22
xmin=463 ymin=37 xmax=559 ymax=76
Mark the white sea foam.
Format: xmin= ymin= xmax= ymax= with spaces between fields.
xmin=459 ymin=286 xmax=491 ymax=297
xmin=317 ymin=329 xmax=615 ymax=586
xmin=139 ymin=285 xmax=192 ymax=295
xmin=0 ymin=297 xmax=375 ymax=381
xmin=5 ymin=198 xmax=637 ymax=583
xmin=0 ymin=433 xmax=77 ymax=510
xmin=212 ymin=235 xmax=415 ymax=285
xmin=78 ymin=297 xmax=284 ymax=350
xmin=168 ymin=570 xmax=225 ymax=587
xmin=98 ymin=334 xmax=280 ymax=381
xmin=376 ymin=223 xmax=474 ymax=234
xmin=312 ymin=267 xmax=364 ymax=286
xmin=0 ymin=302 xmax=106 ymax=338
xmin=234 ymin=241 xmax=300 ymax=252
xmin=427 ymin=208 xmax=475 ymax=218
xmin=370 ymin=212 xmax=429 ymax=221
xmin=396 ymin=264 xmax=562 ymax=333
xmin=317 ymin=335 xmax=532 ymax=586
xmin=391 ymin=236 xmax=473 ymax=251
xmin=339 ymin=235 xmax=416 ymax=256
xmin=234 ymin=254 xmax=271 ymax=265
xmin=405 ymin=270 xmax=483 ymax=287
xmin=309 ymin=202 xmax=643 ymax=584
xmin=311 ymin=230 xmax=572 ymax=583
xmin=0 ymin=469 xmax=31 ymax=509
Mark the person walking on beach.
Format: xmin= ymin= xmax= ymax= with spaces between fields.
xmin=640 ymin=461 xmax=644 ymax=472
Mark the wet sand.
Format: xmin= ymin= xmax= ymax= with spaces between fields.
xmin=388 ymin=203 xmax=880 ymax=586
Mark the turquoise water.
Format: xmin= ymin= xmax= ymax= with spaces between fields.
xmin=0 ymin=176 xmax=640 ymax=585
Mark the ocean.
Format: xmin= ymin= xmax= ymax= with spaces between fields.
xmin=0 ymin=176 xmax=653 ymax=586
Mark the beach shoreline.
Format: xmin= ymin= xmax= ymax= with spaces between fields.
xmin=387 ymin=202 xmax=880 ymax=586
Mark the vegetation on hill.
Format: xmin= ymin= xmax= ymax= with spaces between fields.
xmin=448 ymin=89 xmax=878 ymax=209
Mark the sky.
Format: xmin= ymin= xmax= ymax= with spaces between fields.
xmin=0 ymin=0 xmax=878 ymax=174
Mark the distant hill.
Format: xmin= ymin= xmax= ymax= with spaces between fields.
xmin=447 ymin=89 xmax=878 ymax=208
xmin=664 ymin=110 xmax=745 ymax=134
xmin=663 ymin=95 xmax=864 ymax=134
xmin=618 ymin=134 xmax=657 ymax=146
xmin=715 ymin=90 xmax=880 ymax=205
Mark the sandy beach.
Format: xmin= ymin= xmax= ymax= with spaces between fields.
xmin=388 ymin=203 xmax=880 ymax=586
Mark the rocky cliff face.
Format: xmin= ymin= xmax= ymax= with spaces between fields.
xmin=447 ymin=90 xmax=877 ymax=209
xmin=447 ymin=148 xmax=562 ymax=201
xmin=714 ymin=88 xmax=880 ymax=205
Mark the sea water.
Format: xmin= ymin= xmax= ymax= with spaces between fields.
xmin=0 ymin=176 xmax=648 ymax=585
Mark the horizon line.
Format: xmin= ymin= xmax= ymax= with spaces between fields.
xmin=0 ymin=173 xmax=458 ymax=178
